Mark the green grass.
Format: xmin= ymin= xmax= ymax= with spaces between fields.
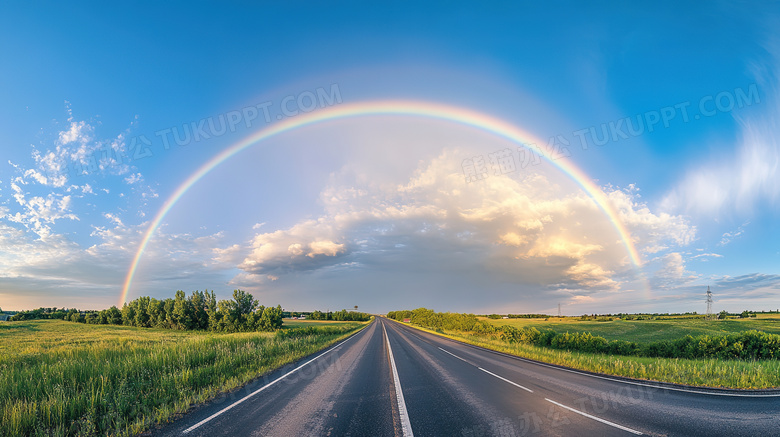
xmin=483 ymin=317 xmax=780 ymax=344
xmin=400 ymin=321 xmax=780 ymax=390
xmin=0 ymin=319 xmax=367 ymax=437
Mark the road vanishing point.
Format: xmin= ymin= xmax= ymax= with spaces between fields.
xmin=153 ymin=318 xmax=780 ymax=436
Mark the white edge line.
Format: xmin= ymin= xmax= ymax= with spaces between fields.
xmin=438 ymin=347 xmax=469 ymax=362
xmin=390 ymin=320 xmax=780 ymax=398
xmin=384 ymin=322 xmax=414 ymax=437
xmin=545 ymin=398 xmax=643 ymax=435
xmin=181 ymin=326 xmax=364 ymax=434
xmin=478 ymin=367 xmax=533 ymax=393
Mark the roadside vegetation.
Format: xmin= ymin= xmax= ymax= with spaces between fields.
xmin=10 ymin=290 xmax=371 ymax=331
xmin=485 ymin=315 xmax=780 ymax=343
xmin=0 ymin=318 xmax=368 ymax=436
xmin=387 ymin=308 xmax=780 ymax=389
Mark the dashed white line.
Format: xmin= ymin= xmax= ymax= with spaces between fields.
xmin=545 ymin=398 xmax=643 ymax=435
xmin=478 ymin=367 xmax=533 ymax=393
xmin=384 ymin=322 xmax=414 ymax=437
xmin=438 ymin=347 xmax=469 ymax=362
xmin=181 ymin=327 xmax=363 ymax=434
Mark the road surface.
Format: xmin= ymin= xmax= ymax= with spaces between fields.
xmin=153 ymin=318 xmax=780 ymax=436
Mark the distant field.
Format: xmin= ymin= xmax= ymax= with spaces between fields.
xmin=0 ymin=319 xmax=365 ymax=437
xmin=282 ymin=319 xmax=365 ymax=328
xmin=481 ymin=317 xmax=780 ymax=344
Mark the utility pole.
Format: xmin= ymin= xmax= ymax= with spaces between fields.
xmin=706 ymin=286 xmax=713 ymax=320
xmin=558 ymin=303 xmax=562 ymax=318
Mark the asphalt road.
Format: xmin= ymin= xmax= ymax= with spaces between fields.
xmin=153 ymin=318 xmax=780 ymax=436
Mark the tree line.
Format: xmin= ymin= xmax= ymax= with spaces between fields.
xmin=483 ymin=313 xmax=550 ymax=319
xmin=306 ymin=309 xmax=371 ymax=321
xmin=11 ymin=289 xmax=284 ymax=333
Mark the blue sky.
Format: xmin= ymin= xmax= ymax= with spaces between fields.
xmin=1 ymin=2 xmax=779 ymax=314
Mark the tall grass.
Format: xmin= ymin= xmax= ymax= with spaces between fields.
xmin=0 ymin=320 xmax=367 ymax=436
xmin=404 ymin=324 xmax=780 ymax=390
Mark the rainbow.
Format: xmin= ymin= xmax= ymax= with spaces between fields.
xmin=120 ymin=100 xmax=644 ymax=306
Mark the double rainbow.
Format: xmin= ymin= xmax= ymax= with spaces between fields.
xmin=120 ymin=100 xmax=644 ymax=306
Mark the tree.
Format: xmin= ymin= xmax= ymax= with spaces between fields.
xmin=163 ymin=298 xmax=175 ymax=328
xmin=173 ymin=290 xmax=192 ymax=330
xmin=134 ymin=296 xmax=151 ymax=327
xmin=148 ymin=298 xmax=164 ymax=327
xmin=121 ymin=303 xmax=136 ymax=326
xmin=217 ymin=300 xmax=234 ymax=332
xmin=205 ymin=290 xmax=220 ymax=331
xmin=229 ymin=289 xmax=257 ymax=331
xmin=106 ymin=306 xmax=122 ymax=325
xmin=718 ymin=310 xmax=728 ymax=320
xmin=258 ymin=305 xmax=283 ymax=331
xmin=189 ymin=290 xmax=209 ymax=330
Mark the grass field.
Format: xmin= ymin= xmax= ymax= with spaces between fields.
xmin=482 ymin=316 xmax=780 ymax=344
xmin=0 ymin=319 xmax=366 ymax=437
xmin=282 ymin=319 xmax=362 ymax=328
xmin=404 ymin=321 xmax=780 ymax=390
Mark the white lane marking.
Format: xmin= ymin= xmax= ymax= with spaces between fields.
xmin=545 ymin=398 xmax=643 ymax=435
xmin=478 ymin=367 xmax=533 ymax=393
xmin=438 ymin=347 xmax=469 ymax=363
xmin=391 ymin=321 xmax=780 ymax=398
xmin=181 ymin=326 xmax=365 ymax=434
xmin=383 ymin=322 xmax=414 ymax=437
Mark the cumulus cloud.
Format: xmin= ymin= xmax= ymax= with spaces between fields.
xmin=240 ymin=220 xmax=349 ymax=273
xmin=236 ymin=149 xmax=695 ymax=304
xmin=649 ymin=252 xmax=699 ymax=289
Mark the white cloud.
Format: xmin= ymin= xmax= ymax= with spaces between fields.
xmin=211 ymin=244 xmax=246 ymax=267
xmin=648 ymin=252 xmax=699 ymax=289
xmin=661 ymin=58 xmax=780 ymax=218
xmin=240 ymin=219 xmax=349 ymax=273
xmin=719 ymin=221 xmax=749 ymax=246
xmin=237 ymin=149 xmax=695 ymax=302
xmin=6 ymin=186 xmax=79 ymax=238
xmin=124 ymin=173 xmax=143 ymax=184
xmin=691 ymin=252 xmax=723 ymax=260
